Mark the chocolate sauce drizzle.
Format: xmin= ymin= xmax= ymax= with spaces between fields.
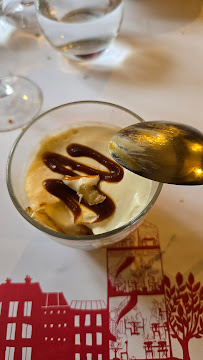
xmin=42 ymin=143 xmax=124 ymax=223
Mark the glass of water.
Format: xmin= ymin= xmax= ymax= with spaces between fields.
xmin=35 ymin=0 xmax=124 ymax=61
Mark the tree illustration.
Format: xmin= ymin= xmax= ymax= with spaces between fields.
xmin=164 ymin=272 xmax=203 ymax=360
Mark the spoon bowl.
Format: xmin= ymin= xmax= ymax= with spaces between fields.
xmin=109 ymin=121 xmax=203 ymax=185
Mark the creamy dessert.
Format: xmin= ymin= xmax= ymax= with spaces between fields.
xmin=25 ymin=122 xmax=152 ymax=235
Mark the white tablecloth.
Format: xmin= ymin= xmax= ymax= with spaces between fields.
xmin=0 ymin=1 xmax=203 ymax=359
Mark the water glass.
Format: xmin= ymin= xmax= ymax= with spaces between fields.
xmin=35 ymin=0 xmax=124 ymax=61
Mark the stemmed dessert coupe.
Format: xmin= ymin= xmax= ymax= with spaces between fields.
xmin=0 ymin=0 xmax=42 ymax=131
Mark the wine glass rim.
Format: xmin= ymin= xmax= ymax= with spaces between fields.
xmin=7 ymin=100 xmax=163 ymax=242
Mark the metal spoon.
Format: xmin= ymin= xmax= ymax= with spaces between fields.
xmin=109 ymin=121 xmax=203 ymax=185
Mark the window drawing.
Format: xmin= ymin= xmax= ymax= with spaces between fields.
xmin=96 ymin=332 xmax=102 ymax=345
xmin=22 ymin=347 xmax=32 ymax=360
xmin=22 ymin=324 xmax=32 ymax=339
xmin=5 ymin=347 xmax=15 ymax=360
xmin=74 ymin=315 xmax=80 ymax=327
xmin=86 ymin=333 xmax=92 ymax=346
xmin=24 ymin=302 xmax=32 ymax=317
xmin=96 ymin=314 xmax=102 ymax=326
xmin=6 ymin=324 xmax=16 ymax=340
xmin=75 ymin=334 xmax=80 ymax=345
xmin=8 ymin=302 xmax=18 ymax=318
xmin=85 ymin=314 xmax=91 ymax=326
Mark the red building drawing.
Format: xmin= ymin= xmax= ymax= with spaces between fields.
xmin=0 ymin=275 xmax=44 ymax=360
xmin=0 ymin=276 xmax=112 ymax=360
xmin=38 ymin=289 xmax=70 ymax=360
xmin=68 ymin=300 xmax=114 ymax=360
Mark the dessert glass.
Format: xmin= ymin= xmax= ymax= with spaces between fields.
xmin=7 ymin=101 xmax=162 ymax=250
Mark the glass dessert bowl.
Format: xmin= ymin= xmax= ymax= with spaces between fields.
xmin=7 ymin=101 xmax=162 ymax=250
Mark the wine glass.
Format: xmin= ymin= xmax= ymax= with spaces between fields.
xmin=0 ymin=2 xmax=42 ymax=131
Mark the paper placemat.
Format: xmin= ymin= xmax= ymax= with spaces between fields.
xmin=0 ymin=218 xmax=202 ymax=360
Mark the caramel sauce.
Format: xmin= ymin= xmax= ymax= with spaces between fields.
xmin=42 ymin=143 xmax=124 ymax=223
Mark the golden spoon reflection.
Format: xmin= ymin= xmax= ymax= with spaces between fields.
xmin=109 ymin=121 xmax=203 ymax=185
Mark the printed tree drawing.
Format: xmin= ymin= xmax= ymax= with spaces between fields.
xmin=164 ymin=272 xmax=203 ymax=360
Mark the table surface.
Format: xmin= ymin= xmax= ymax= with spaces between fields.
xmin=0 ymin=1 xmax=203 ymax=359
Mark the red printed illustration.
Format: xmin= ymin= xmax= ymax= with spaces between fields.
xmin=0 ymin=220 xmax=202 ymax=359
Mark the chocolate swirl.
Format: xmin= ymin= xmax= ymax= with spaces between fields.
xmin=42 ymin=143 xmax=124 ymax=223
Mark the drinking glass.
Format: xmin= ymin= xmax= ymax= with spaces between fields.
xmin=0 ymin=2 xmax=42 ymax=131
xmin=35 ymin=0 xmax=125 ymax=61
